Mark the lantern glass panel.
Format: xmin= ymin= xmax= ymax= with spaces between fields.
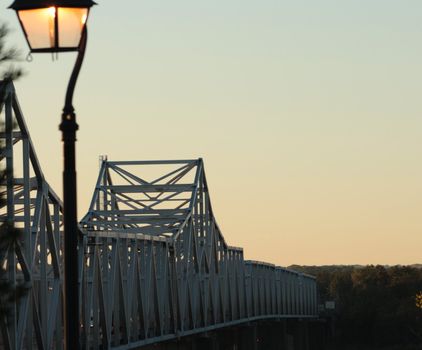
xmin=58 ymin=7 xmax=88 ymax=48
xmin=18 ymin=7 xmax=56 ymax=49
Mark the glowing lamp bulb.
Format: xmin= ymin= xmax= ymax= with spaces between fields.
xmin=48 ymin=6 xmax=56 ymax=18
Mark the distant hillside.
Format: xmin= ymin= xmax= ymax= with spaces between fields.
xmin=288 ymin=264 xmax=422 ymax=275
xmin=410 ymin=264 xmax=422 ymax=269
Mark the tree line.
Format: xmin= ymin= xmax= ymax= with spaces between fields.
xmin=290 ymin=264 xmax=422 ymax=349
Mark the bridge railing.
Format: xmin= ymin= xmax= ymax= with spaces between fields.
xmin=244 ymin=262 xmax=317 ymax=319
xmin=78 ymin=232 xmax=317 ymax=350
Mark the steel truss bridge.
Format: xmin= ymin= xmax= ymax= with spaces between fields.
xmin=0 ymin=82 xmax=318 ymax=350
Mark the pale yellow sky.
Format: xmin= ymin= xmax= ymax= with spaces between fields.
xmin=2 ymin=0 xmax=421 ymax=265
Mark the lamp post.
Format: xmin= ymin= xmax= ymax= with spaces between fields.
xmin=9 ymin=1 xmax=95 ymax=348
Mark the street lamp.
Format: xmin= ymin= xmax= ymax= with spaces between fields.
xmin=9 ymin=0 xmax=95 ymax=348
xmin=9 ymin=0 xmax=94 ymax=53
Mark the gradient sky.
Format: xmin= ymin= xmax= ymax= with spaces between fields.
xmin=1 ymin=0 xmax=421 ymax=266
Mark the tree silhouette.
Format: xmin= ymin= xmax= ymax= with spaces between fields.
xmin=0 ymin=23 xmax=25 ymax=318
xmin=291 ymin=264 xmax=422 ymax=349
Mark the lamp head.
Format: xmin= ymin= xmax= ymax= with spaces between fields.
xmin=9 ymin=0 xmax=96 ymax=53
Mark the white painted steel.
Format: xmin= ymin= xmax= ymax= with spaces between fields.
xmin=0 ymin=82 xmax=64 ymax=350
xmin=79 ymin=159 xmax=318 ymax=349
xmin=0 ymin=82 xmax=318 ymax=350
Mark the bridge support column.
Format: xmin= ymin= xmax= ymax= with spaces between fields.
xmin=290 ymin=320 xmax=309 ymax=350
xmin=304 ymin=321 xmax=310 ymax=350
xmin=284 ymin=320 xmax=295 ymax=350
xmin=192 ymin=334 xmax=219 ymax=350
xmin=155 ymin=337 xmax=198 ymax=350
xmin=237 ymin=324 xmax=258 ymax=350
xmin=308 ymin=320 xmax=327 ymax=350
xmin=216 ymin=328 xmax=240 ymax=350
xmin=281 ymin=319 xmax=292 ymax=350
xmin=258 ymin=321 xmax=287 ymax=350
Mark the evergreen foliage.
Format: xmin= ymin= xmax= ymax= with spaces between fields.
xmin=0 ymin=23 xmax=26 ymax=319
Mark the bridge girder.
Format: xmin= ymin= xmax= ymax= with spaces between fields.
xmin=0 ymin=81 xmax=318 ymax=350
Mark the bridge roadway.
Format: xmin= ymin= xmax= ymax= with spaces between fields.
xmin=0 ymin=82 xmax=318 ymax=350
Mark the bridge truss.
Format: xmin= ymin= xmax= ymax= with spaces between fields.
xmin=0 ymin=81 xmax=317 ymax=350
xmin=0 ymin=82 xmax=64 ymax=350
